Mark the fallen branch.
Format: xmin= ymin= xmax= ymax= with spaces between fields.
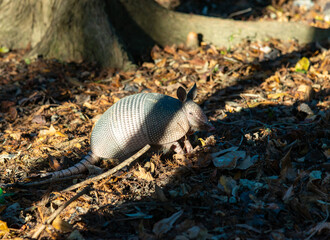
xmin=63 ymin=144 xmax=151 ymax=192
xmin=31 ymin=186 xmax=91 ymax=239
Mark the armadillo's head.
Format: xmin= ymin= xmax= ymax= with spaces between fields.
xmin=177 ymin=83 xmax=215 ymax=132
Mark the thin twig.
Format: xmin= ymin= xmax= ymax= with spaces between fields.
xmin=31 ymin=186 xmax=91 ymax=239
xmin=63 ymin=144 xmax=151 ymax=192
xmin=228 ymin=8 xmax=252 ymax=18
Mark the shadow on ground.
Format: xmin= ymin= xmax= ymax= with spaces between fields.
xmin=0 ymin=39 xmax=328 ymax=239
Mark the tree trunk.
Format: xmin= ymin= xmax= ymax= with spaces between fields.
xmin=0 ymin=0 xmax=132 ymax=69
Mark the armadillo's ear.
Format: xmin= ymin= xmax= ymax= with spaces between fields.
xmin=187 ymin=83 xmax=197 ymax=100
xmin=177 ymin=86 xmax=187 ymax=102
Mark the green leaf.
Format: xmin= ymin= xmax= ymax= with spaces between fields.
xmin=24 ymin=58 xmax=31 ymax=65
xmin=0 ymin=188 xmax=4 ymax=204
xmin=295 ymin=57 xmax=310 ymax=73
xmin=0 ymin=46 xmax=9 ymax=53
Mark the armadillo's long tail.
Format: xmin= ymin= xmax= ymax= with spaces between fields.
xmin=41 ymin=151 xmax=100 ymax=179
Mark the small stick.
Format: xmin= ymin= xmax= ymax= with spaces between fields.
xmin=31 ymin=186 xmax=91 ymax=239
xmin=228 ymin=7 xmax=252 ymax=18
xmin=63 ymin=144 xmax=151 ymax=192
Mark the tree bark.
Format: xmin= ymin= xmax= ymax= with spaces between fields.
xmin=0 ymin=0 xmax=132 ymax=69
xmin=0 ymin=0 xmax=55 ymax=49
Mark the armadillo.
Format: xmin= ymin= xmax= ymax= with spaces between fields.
xmin=42 ymin=83 xmax=214 ymax=179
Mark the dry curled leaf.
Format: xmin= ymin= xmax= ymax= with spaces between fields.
xmin=39 ymin=125 xmax=68 ymax=138
xmin=133 ymin=165 xmax=154 ymax=181
xmin=52 ymin=216 xmax=73 ymax=233
xmin=212 ymin=151 xmax=246 ymax=170
xmin=153 ymin=210 xmax=183 ymax=236
xmin=0 ymin=220 xmax=9 ymax=237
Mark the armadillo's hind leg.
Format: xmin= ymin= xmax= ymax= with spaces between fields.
xmin=160 ymin=142 xmax=185 ymax=154
xmin=162 ymin=141 xmax=191 ymax=154
xmin=171 ymin=141 xmax=185 ymax=154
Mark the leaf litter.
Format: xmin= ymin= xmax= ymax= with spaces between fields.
xmin=0 ymin=9 xmax=329 ymax=240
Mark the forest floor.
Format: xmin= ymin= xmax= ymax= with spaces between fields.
xmin=0 ymin=1 xmax=329 ymax=239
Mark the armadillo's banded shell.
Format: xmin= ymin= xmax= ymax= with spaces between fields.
xmin=91 ymin=93 xmax=189 ymax=160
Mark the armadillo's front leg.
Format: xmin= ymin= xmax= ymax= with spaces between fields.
xmin=184 ymin=139 xmax=193 ymax=153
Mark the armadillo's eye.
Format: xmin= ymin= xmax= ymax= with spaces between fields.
xmin=189 ymin=112 xmax=193 ymax=115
